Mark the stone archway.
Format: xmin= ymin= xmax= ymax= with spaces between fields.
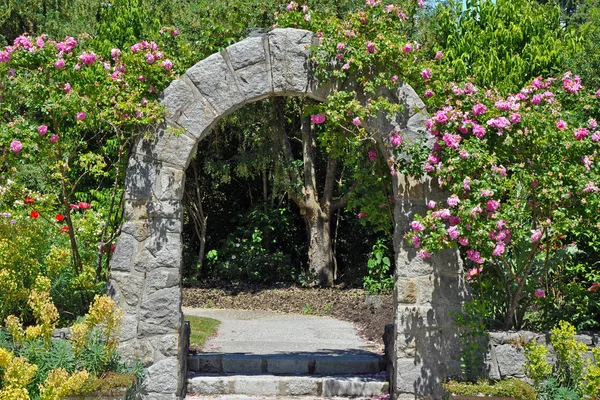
xmin=109 ymin=28 xmax=467 ymax=400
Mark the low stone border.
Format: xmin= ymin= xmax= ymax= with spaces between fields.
xmin=485 ymin=330 xmax=599 ymax=380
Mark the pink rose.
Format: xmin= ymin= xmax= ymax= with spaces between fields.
xmin=111 ymin=48 xmax=121 ymax=59
xmin=531 ymin=229 xmax=542 ymax=242
xmin=403 ymin=43 xmax=413 ymax=53
xmin=352 ymin=117 xmax=361 ymax=126
xmin=574 ymin=128 xmax=589 ymax=140
xmin=10 ymin=140 xmax=22 ymax=153
xmin=49 ymin=134 xmax=59 ymax=143
xmin=311 ymin=114 xmax=326 ymax=124
xmin=38 ymin=125 xmax=48 ymax=135
xmin=77 ymin=112 xmax=86 ymax=121
xmin=486 ymin=200 xmax=500 ymax=212
xmin=472 ymin=103 xmax=487 ymax=115
xmin=54 ymin=59 xmax=65 ymax=69
xmin=390 ymin=134 xmax=402 ymax=147
xmin=556 ymin=120 xmax=567 ymax=130
xmin=534 ymin=289 xmax=545 ymax=298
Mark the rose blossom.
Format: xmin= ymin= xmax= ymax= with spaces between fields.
xmin=38 ymin=125 xmax=48 ymax=135
xmin=311 ymin=114 xmax=326 ymax=124
xmin=10 ymin=140 xmax=22 ymax=153
xmin=531 ymin=229 xmax=542 ymax=242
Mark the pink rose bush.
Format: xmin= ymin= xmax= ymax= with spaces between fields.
xmin=408 ymin=74 xmax=600 ymax=328
xmin=1 ymin=31 xmax=179 ymax=278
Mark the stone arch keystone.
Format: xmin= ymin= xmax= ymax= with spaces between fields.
xmin=109 ymin=28 xmax=468 ymax=400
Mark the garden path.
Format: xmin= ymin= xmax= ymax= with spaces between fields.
xmin=183 ymin=308 xmax=380 ymax=354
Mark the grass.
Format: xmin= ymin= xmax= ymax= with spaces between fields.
xmin=185 ymin=315 xmax=221 ymax=348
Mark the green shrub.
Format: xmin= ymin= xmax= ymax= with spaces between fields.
xmin=443 ymin=378 xmax=536 ymax=400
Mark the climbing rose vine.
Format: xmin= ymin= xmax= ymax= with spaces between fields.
xmin=408 ymin=74 xmax=600 ymax=329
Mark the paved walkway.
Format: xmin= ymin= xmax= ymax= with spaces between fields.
xmin=183 ymin=308 xmax=379 ymax=355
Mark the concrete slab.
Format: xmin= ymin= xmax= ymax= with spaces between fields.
xmin=183 ymin=308 xmax=378 ymax=355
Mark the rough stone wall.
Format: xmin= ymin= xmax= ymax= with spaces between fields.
xmin=486 ymin=331 xmax=599 ymax=380
xmin=365 ymin=83 xmax=468 ymax=399
xmin=108 ymin=27 xmax=463 ymax=400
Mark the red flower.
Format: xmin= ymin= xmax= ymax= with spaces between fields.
xmin=78 ymin=201 xmax=91 ymax=210
xmin=55 ymin=214 xmax=65 ymax=221
xmin=589 ymin=282 xmax=600 ymax=291
xmin=60 ymin=225 xmax=69 ymax=234
xmin=30 ymin=210 xmax=39 ymax=219
xmin=24 ymin=196 xmax=35 ymax=204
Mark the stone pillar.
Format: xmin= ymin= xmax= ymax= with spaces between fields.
xmin=391 ymin=175 xmax=469 ymax=399
xmin=109 ymin=143 xmax=189 ymax=399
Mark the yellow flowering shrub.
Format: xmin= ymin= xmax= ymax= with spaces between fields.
xmin=27 ymin=276 xmax=59 ymax=344
xmin=70 ymin=321 xmax=89 ymax=356
xmin=43 ymin=246 xmax=71 ymax=277
xmin=39 ymin=368 xmax=89 ymax=400
xmin=0 ymin=219 xmax=45 ymax=322
xmin=4 ymin=315 xmax=25 ymax=345
xmin=583 ymin=347 xmax=600 ymax=399
xmin=80 ymin=295 xmax=123 ymax=357
xmin=0 ymin=348 xmax=37 ymax=400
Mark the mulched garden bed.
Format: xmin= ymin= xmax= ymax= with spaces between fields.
xmin=182 ymin=282 xmax=393 ymax=344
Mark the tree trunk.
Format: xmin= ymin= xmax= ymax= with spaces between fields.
xmin=305 ymin=209 xmax=334 ymax=287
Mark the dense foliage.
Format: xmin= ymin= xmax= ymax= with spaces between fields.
xmin=0 ymin=0 xmax=598 ymax=337
xmin=409 ymin=74 xmax=600 ymax=329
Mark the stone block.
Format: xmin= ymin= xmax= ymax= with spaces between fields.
xmin=322 ymin=377 xmax=388 ymax=397
xmin=232 ymin=375 xmax=279 ymax=395
xmin=135 ymin=231 xmax=182 ymax=271
xmin=187 ymin=376 xmax=226 ymax=395
xmin=396 ymin=333 xmax=417 ymax=358
xmin=146 ymin=268 xmax=181 ymax=295
xmin=190 ymin=354 xmax=222 ymax=373
xmin=495 ymin=343 xmax=526 ymax=378
xmin=144 ymin=357 xmax=180 ymax=394
xmin=284 ymin=376 xmax=319 ymax=395
xmin=314 ymin=356 xmax=381 ymax=375
xmin=266 ymin=356 xmax=309 ymax=374
xmin=235 ymin=61 xmax=272 ymax=101
xmin=268 ymin=28 xmax=312 ymax=94
xmin=156 ymin=167 xmax=185 ymax=201
xmin=124 ymin=156 xmax=156 ymax=200
xmin=161 ymin=78 xmax=194 ymax=120
xmin=227 ymin=36 xmax=266 ymax=70
xmin=109 ymin=232 xmax=137 ymax=272
xmin=118 ymin=315 xmax=138 ymax=342
xmin=397 ymin=278 xmax=417 ymax=304
xmin=140 ymin=287 xmax=181 ymax=320
xmin=149 ymin=334 xmax=180 ymax=359
xmin=133 ymin=125 xmax=197 ymax=169
xmin=176 ymin=86 xmax=218 ymax=140
xmin=222 ymin=354 xmax=262 ymax=374
xmin=186 ymin=52 xmax=244 ymax=115
xmin=111 ymin=271 xmax=144 ymax=307
xmin=118 ymin=339 xmax=154 ymax=367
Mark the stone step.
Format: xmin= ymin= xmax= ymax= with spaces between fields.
xmin=187 ymin=374 xmax=389 ymax=397
xmin=186 ymin=395 xmax=388 ymax=400
xmin=188 ymin=353 xmax=385 ymax=375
